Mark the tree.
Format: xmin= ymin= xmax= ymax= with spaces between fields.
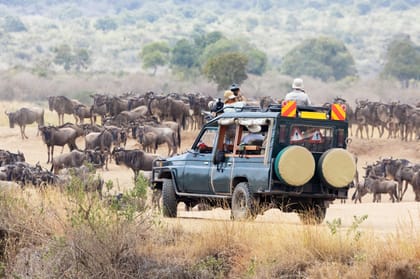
xmin=140 ymin=42 xmax=170 ymax=75
xmin=53 ymin=44 xmax=91 ymax=72
xmin=245 ymin=48 xmax=267 ymax=76
xmin=203 ymin=52 xmax=248 ymax=90
xmin=94 ymin=17 xmax=118 ymax=31
xmin=280 ymin=37 xmax=356 ymax=81
xmin=382 ymin=36 xmax=420 ymax=88
xmin=200 ymin=38 xmax=239 ymax=66
xmin=170 ymin=39 xmax=198 ymax=69
xmin=3 ymin=16 xmax=27 ymax=32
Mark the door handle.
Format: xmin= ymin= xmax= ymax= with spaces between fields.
xmin=204 ymin=162 xmax=209 ymax=165
xmin=227 ymin=162 xmax=232 ymax=166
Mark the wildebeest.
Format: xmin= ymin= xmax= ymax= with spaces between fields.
xmin=136 ymin=125 xmax=178 ymax=156
xmin=58 ymin=165 xmax=104 ymax=199
xmin=48 ymin=96 xmax=81 ymax=125
xmin=138 ymin=131 xmax=158 ymax=153
xmin=74 ymin=104 xmax=94 ymax=124
xmin=5 ymin=107 xmax=44 ymax=139
xmin=50 ymin=150 xmax=87 ymax=174
xmin=363 ymin=174 xmax=398 ymax=203
xmin=0 ymin=149 xmax=25 ymax=166
xmin=111 ymin=147 xmax=160 ymax=180
xmin=84 ymin=129 xmax=113 ymax=170
xmin=383 ymin=158 xmax=413 ymax=201
xmin=39 ymin=126 xmax=79 ymax=163
xmin=411 ymin=171 xmax=420 ymax=202
xmin=90 ymin=93 xmax=109 ymax=124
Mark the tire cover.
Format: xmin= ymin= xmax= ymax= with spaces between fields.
xmin=275 ymin=146 xmax=315 ymax=186
xmin=318 ymin=148 xmax=356 ymax=188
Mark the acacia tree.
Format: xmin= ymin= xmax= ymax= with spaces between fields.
xmin=280 ymin=37 xmax=356 ymax=81
xmin=203 ymin=52 xmax=248 ymax=90
xmin=382 ymin=36 xmax=420 ymax=88
xmin=139 ymin=42 xmax=170 ymax=75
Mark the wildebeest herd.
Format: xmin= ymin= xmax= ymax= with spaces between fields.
xmin=352 ymin=158 xmax=420 ymax=203
xmin=1 ymin=92 xmax=419 ymax=206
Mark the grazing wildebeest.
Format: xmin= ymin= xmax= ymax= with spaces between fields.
xmin=111 ymin=147 xmax=160 ymax=181
xmin=5 ymin=107 xmax=44 ymax=139
xmin=39 ymin=126 xmax=79 ymax=163
xmin=48 ymin=96 xmax=80 ymax=125
xmin=50 ymin=149 xmax=87 ymax=174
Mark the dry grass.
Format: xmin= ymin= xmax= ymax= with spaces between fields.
xmin=1 ymin=186 xmax=419 ymax=278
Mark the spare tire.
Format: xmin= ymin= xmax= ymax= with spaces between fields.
xmin=318 ymin=148 xmax=356 ymax=188
xmin=275 ymin=146 xmax=315 ymax=186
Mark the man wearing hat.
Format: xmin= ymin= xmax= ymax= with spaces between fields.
xmin=284 ymin=78 xmax=311 ymax=106
xmin=223 ymin=90 xmax=239 ymax=113
xmin=230 ymin=83 xmax=246 ymax=102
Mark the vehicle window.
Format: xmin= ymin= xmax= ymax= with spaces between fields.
xmin=289 ymin=125 xmax=333 ymax=152
xmin=195 ymin=129 xmax=217 ymax=153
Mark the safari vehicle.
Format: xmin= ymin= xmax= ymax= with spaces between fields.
xmin=152 ymin=101 xmax=356 ymax=224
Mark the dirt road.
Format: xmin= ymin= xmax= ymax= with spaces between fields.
xmin=1 ymin=126 xmax=419 ymax=235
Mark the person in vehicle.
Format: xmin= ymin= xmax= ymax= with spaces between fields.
xmin=284 ymin=78 xmax=311 ymax=106
xmin=223 ymin=90 xmax=244 ymax=113
xmin=240 ymin=125 xmax=265 ymax=145
xmin=230 ymin=83 xmax=246 ymax=102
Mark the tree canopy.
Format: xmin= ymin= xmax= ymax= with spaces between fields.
xmin=280 ymin=37 xmax=357 ymax=81
xmin=53 ymin=44 xmax=90 ymax=72
xmin=382 ymin=36 xmax=420 ymax=87
xmin=203 ymin=52 xmax=248 ymax=90
xmin=140 ymin=42 xmax=170 ymax=75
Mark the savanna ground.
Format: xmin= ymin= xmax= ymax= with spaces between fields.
xmin=0 ymin=103 xmax=420 ymax=278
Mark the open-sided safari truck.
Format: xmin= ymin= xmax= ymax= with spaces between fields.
xmin=152 ymin=101 xmax=356 ymax=224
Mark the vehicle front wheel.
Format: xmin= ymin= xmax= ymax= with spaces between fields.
xmin=231 ymin=182 xmax=257 ymax=221
xmin=162 ymin=179 xmax=178 ymax=217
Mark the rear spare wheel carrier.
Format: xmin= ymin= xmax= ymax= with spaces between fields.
xmin=318 ymin=148 xmax=356 ymax=188
xmin=275 ymin=146 xmax=315 ymax=186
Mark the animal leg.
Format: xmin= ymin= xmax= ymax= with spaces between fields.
xmin=400 ymin=181 xmax=409 ymax=201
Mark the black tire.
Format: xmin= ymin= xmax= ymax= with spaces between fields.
xmin=231 ymin=182 xmax=257 ymax=221
xmin=297 ymin=203 xmax=326 ymax=225
xmin=162 ymin=179 xmax=177 ymax=218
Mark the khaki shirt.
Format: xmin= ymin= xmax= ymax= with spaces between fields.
xmin=284 ymin=90 xmax=311 ymax=106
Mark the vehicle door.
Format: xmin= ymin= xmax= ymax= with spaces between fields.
xmin=181 ymin=127 xmax=218 ymax=194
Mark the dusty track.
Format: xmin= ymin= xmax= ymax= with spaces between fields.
xmin=1 ymin=125 xmax=419 ymax=234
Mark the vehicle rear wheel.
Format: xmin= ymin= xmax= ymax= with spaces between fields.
xmin=162 ymin=179 xmax=177 ymax=217
xmin=231 ymin=182 xmax=256 ymax=221
xmin=297 ymin=203 xmax=326 ymax=225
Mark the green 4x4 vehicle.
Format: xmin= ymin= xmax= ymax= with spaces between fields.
xmin=152 ymin=102 xmax=356 ymax=224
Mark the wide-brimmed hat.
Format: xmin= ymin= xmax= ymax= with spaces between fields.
xmin=292 ymin=78 xmax=304 ymax=90
xmin=224 ymin=90 xmax=236 ymax=102
xmin=247 ymin=125 xmax=261 ymax=133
